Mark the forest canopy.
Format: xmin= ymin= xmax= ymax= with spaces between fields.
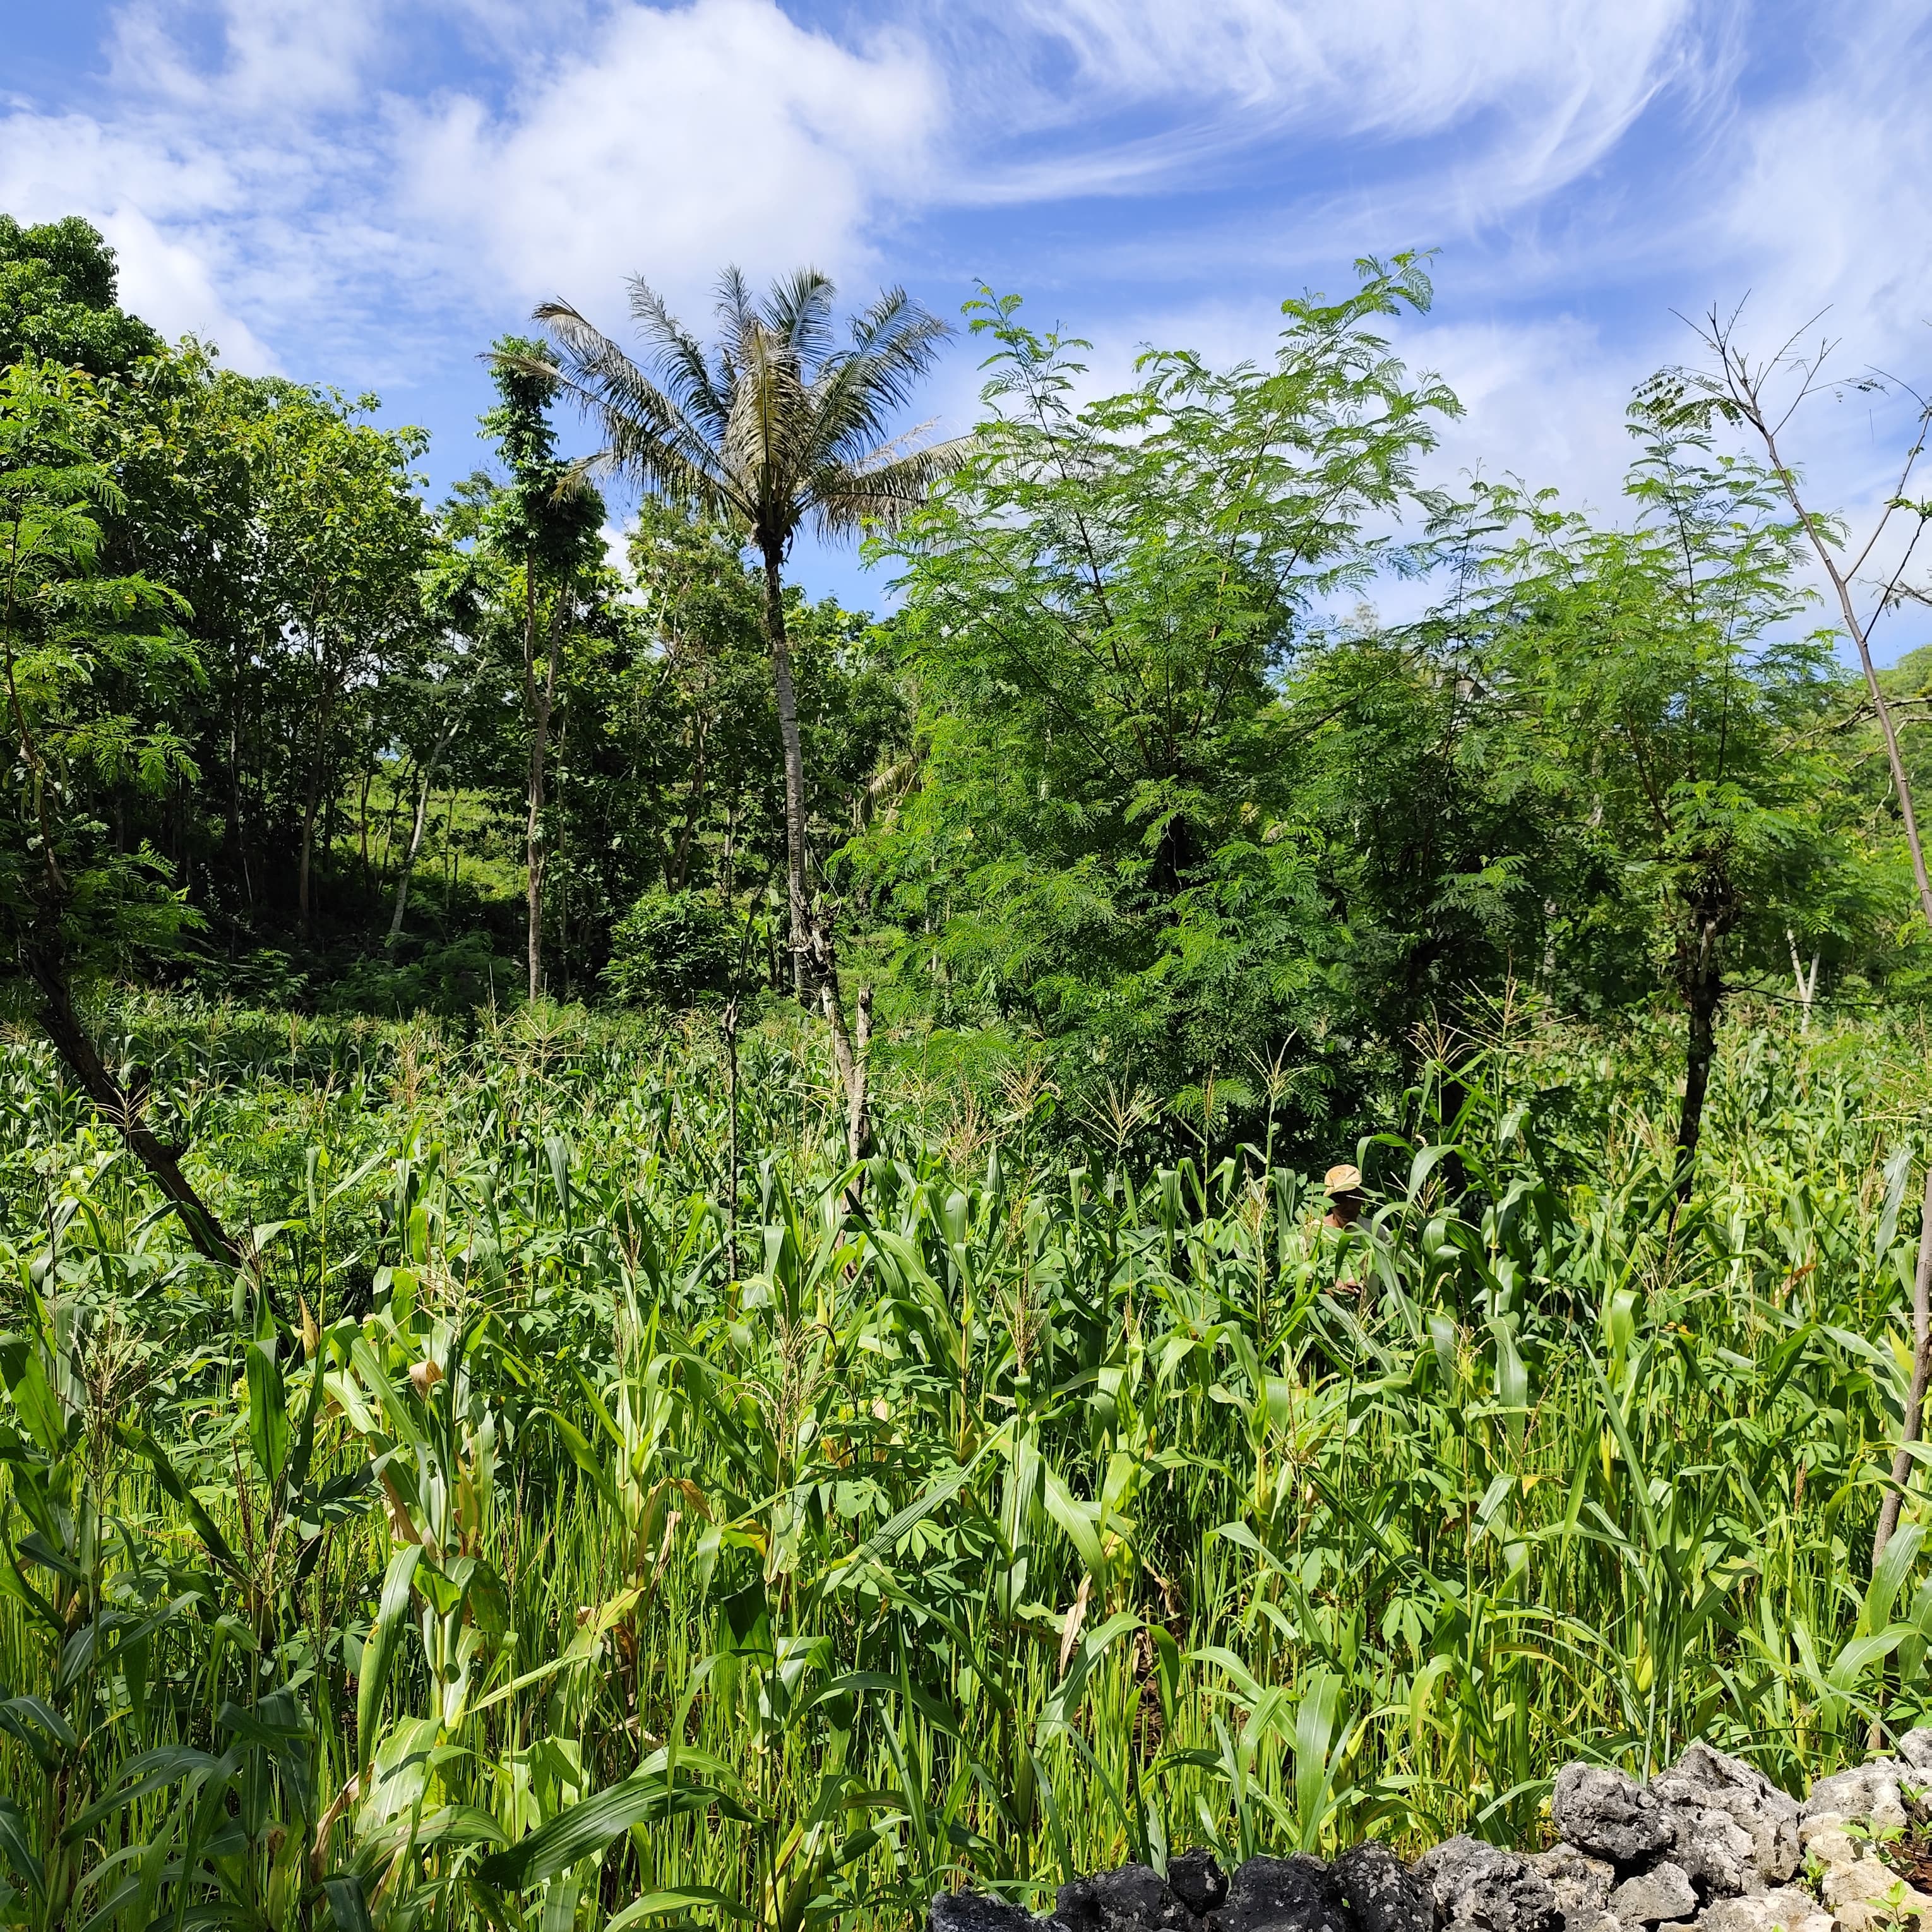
xmin=1 ymin=215 xmax=1925 ymax=1179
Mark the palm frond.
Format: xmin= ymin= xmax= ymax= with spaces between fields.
xmin=808 ymin=289 xmax=953 ymax=469
xmin=534 ymin=301 xmax=746 ymax=520
xmin=626 ymin=279 xmax=732 ymax=443
xmin=712 ymin=266 xmax=761 ymax=389
xmin=535 ymin=269 xmax=953 ymax=554
xmin=809 ymin=435 xmax=977 ymax=540
xmin=760 ymin=266 xmax=837 ymax=367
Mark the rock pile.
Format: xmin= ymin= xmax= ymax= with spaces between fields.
xmin=932 ymin=1738 xmax=1932 ymax=1932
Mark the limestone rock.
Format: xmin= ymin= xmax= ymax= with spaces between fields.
xmin=1898 ymin=1730 xmax=1932 ymax=1776
xmin=1529 ymin=1845 xmax=1615 ymax=1932
xmin=1650 ymin=1744 xmax=1801 ymax=1893
xmin=1607 ymin=1860 xmax=1698 ymax=1926
xmin=1168 ymin=1852 xmax=1228 ymax=1922
xmin=932 ymin=1893 xmax=1036 ymax=1932
xmin=1552 ymin=1766 xmax=1675 ymax=1867
xmin=1416 ymin=1837 xmax=1564 ymax=1932
xmin=1332 ymin=1842 xmax=1431 ymax=1932
xmin=1799 ymin=1822 xmax=1859 ymax=1868
xmin=1820 ymin=1854 xmax=1931 ymax=1932
xmin=1801 ymin=1762 xmax=1908 ymax=1837
xmin=1217 ymin=1856 xmax=1351 ymax=1932
xmin=1700 ymin=1887 xmax=1835 ymax=1932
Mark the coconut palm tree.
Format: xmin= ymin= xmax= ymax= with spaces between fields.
xmin=527 ymin=267 xmax=964 ymax=1156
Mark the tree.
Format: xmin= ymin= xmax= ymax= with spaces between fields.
xmin=0 ymin=215 xmax=160 ymax=379
xmin=478 ymin=339 xmax=605 ymax=1001
xmin=1670 ymin=326 xmax=1932 ymax=1564
xmin=1436 ymin=405 xmax=1857 ymax=1197
xmin=530 ymin=268 xmax=964 ymax=1157
xmin=862 ymin=260 xmax=1464 ymax=1131
xmin=247 ymin=386 xmax=432 ymax=942
xmin=386 ymin=542 xmax=485 ymax=955
xmin=0 ymin=358 xmax=237 ymax=1263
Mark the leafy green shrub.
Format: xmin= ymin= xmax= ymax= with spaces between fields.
xmin=321 ymin=932 xmax=510 ymax=1017
xmin=603 ymin=887 xmax=736 ymax=1008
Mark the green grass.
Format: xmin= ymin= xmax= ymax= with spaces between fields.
xmin=0 ymin=990 xmax=1927 ymax=1929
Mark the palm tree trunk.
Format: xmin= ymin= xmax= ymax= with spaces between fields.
xmin=760 ymin=545 xmax=871 ymax=1160
xmin=25 ymin=947 xmax=242 ymax=1272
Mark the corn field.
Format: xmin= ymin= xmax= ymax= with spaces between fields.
xmin=0 ymin=991 xmax=1928 ymax=1931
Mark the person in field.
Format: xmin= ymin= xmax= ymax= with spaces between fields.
xmin=1314 ymin=1162 xmax=1370 ymax=1296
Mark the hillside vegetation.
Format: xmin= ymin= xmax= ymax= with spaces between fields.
xmin=8 ymin=214 xmax=1932 ymax=1931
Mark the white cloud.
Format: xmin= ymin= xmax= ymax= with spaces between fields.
xmin=105 ymin=0 xmax=386 ymax=116
xmin=1419 ymin=312 xmax=1644 ymax=510
xmin=1 ymin=0 xmax=1928 ymax=669
xmin=0 ymin=0 xmax=941 ymax=381
xmin=0 ymin=108 xmax=277 ymax=367
xmin=397 ymin=0 xmax=939 ymax=314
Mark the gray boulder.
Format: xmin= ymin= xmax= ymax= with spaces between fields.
xmin=932 ymin=1893 xmax=1037 ymax=1932
xmin=1529 ymin=1846 xmax=1614 ymax=1932
xmin=1551 ymin=1766 xmax=1674 ymax=1867
xmin=1700 ymin=1888 xmax=1834 ymax=1932
xmin=1899 ymin=1729 xmax=1932 ymax=1775
xmin=1168 ymin=1852 xmax=1228 ymax=1922
xmin=1332 ymin=1842 xmax=1431 ymax=1932
xmin=1607 ymin=1862 xmax=1698 ymax=1928
xmin=1217 ymin=1856 xmax=1351 ymax=1932
xmin=1801 ymin=1760 xmax=1909 ymax=1836
xmin=1416 ymin=1837 xmax=1564 ymax=1932
xmin=1055 ymin=1868 xmax=1196 ymax=1932
xmin=1650 ymin=1744 xmax=1801 ymax=1894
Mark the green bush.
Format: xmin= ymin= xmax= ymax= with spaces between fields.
xmin=321 ymin=932 xmax=511 ymax=1017
xmin=603 ymin=887 xmax=737 ymax=1008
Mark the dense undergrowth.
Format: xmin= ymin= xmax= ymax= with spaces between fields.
xmin=0 ymin=993 xmax=1928 ymax=1930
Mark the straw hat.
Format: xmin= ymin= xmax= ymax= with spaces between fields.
xmin=1323 ymin=1163 xmax=1363 ymax=1195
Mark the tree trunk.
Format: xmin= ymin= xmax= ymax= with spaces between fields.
xmin=387 ymin=761 xmax=436 ymax=953
xmin=523 ymin=569 xmax=566 ymax=1003
xmin=25 ymin=950 xmax=242 ymax=1273
xmin=669 ymin=717 xmax=708 ymax=893
xmin=761 ymin=545 xmax=811 ymax=1001
xmin=388 ymin=713 xmax=461 ymax=954
xmin=298 ymin=662 xmax=336 ymax=942
xmin=297 ymin=782 xmax=320 ymax=941
xmin=818 ymin=973 xmax=873 ymax=1165
xmin=1787 ymin=927 xmax=1819 ymax=1035
xmin=1674 ymin=936 xmax=1722 ymax=1205
xmin=759 ymin=543 xmax=873 ymax=1158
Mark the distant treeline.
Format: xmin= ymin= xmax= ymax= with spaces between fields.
xmin=4 ymin=215 xmax=1931 ymax=1167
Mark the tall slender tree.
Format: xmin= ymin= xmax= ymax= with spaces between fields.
xmin=480 ymin=338 xmax=605 ymax=1001
xmin=1674 ymin=325 xmax=1932 ymax=1566
xmin=527 ymin=269 xmax=965 ymax=1155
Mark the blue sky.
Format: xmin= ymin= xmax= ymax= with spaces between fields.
xmin=5 ymin=0 xmax=1932 ymax=648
